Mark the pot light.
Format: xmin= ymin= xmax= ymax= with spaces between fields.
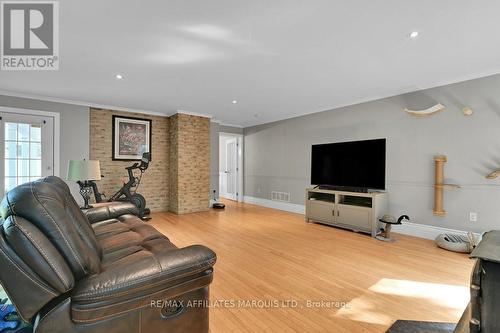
xmin=115 ymin=74 xmax=123 ymax=80
xmin=232 ymin=100 xmax=237 ymax=104
xmin=409 ymin=31 xmax=419 ymax=38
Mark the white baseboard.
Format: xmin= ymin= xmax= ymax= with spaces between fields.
xmin=242 ymin=196 xmax=479 ymax=240
xmin=243 ymin=196 xmax=305 ymax=214
xmin=392 ymin=222 xmax=481 ymax=240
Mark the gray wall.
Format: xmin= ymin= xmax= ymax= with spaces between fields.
xmin=0 ymin=95 xmax=90 ymax=202
xmin=210 ymin=122 xmax=244 ymax=199
xmin=244 ymin=74 xmax=500 ymax=234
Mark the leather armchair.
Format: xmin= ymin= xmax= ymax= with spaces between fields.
xmin=0 ymin=176 xmax=216 ymax=333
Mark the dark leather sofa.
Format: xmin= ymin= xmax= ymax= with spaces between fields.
xmin=0 ymin=176 xmax=216 ymax=333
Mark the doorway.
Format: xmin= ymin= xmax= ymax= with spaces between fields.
xmin=0 ymin=108 xmax=58 ymax=198
xmin=219 ymin=133 xmax=243 ymax=202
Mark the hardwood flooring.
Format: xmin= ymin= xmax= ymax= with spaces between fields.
xmin=149 ymin=200 xmax=474 ymax=333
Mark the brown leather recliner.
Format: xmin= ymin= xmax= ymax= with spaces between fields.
xmin=0 ymin=176 xmax=216 ymax=333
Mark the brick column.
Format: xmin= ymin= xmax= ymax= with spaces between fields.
xmin=169 ymin=113 xmax=210 ymax=214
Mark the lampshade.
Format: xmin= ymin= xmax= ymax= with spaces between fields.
xmin=67 ymin=160 xmax=101 ymax=181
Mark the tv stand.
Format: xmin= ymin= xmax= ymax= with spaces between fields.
xmin=306 ymin=187 xmax=388 ymax=237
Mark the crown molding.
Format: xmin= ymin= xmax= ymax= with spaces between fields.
xmin=176 ymin=109 xmax=213 ymax=119
xmin=0 ymin=90 xmax=172 ymax=117
xmin=0 ymin=90 xmax=243 ymax=125
xmin=219 ymin=122 xmax=244 ymax=128
xmin=211 ymin=119 xmax=244 ymax=128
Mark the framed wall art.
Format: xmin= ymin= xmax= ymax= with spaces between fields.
xmin=112 ymin=115 xmax=152 ymax=161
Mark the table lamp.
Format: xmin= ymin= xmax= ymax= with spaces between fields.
xmin=67 ymin=160 xmax=101 ymax=209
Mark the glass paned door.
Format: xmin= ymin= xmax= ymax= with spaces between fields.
xmin=0 ymin=112 xmax=54 ymax=198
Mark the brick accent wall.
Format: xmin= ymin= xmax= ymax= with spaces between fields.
xmin=90 ymin=109 xmax=210 ymax=214
xmin=169 ymin=114 xmax=210 ymax=214
xmin=89 ymin=108 xmax=169 ymax=212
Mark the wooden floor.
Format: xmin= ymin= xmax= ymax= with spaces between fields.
xmin=149 ymin=200 xmax=474 ymax=333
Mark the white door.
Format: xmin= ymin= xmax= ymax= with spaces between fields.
xmin=223 ymin=137 xmax=238 ymax=201
xmin=0 ymin=112 xmax=54 ymax=198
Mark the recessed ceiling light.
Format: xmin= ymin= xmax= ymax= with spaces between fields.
xmin=232 ymin=100 xmax=237 ymax=104
xmin=115 ymin=74 xmax=123 ymax=80
xmin=409 ymin=31 xmax=419 ymax=38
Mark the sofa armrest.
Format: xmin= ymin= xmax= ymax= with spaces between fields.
xmin=72 ymin=244 xmax=216 ymax=303
xmin=82 ymin=202 xmax=139 ymax=224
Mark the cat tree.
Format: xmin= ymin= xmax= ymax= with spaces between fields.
xmin=434 ymin=155 xmax=460 ymax=217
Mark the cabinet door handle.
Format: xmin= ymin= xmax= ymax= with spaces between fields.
xmin=337 ymin=211 xmax=340 ymax=217
xmin=332 ymin=210 xmax=335 ymax=216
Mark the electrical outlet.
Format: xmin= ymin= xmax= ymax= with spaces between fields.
xmin=469 ymin=212 xmax=478 ymax=222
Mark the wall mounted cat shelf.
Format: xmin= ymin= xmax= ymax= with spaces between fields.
xmin=486 ymin=170 xmax=500 ymax=179
xmin=405 ymin=103 xmax=445 ymax=117
xmin=462 ymin=107 xmax=474 ymax=116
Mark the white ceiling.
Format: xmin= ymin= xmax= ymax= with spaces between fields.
xmin=1 ymin=0 xmax=500 ymax=127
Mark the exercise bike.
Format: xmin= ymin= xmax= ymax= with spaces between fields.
xmin=88 ymin=152 xmax=151 ymax=220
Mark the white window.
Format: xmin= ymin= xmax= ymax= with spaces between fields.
xmin=0 ymin=111 xmax=55 ymax=197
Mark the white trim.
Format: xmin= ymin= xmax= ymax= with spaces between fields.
xmin=219 ymin=132 xmax=244 ymax=202
xmin=0 ymin=90 xmax=219 ymax=120
xmin=242 ymin=196 xmax=481 ymax=240
xmin=176 ymin=110 xmax=212 ymax=119
xmin=220 ymin=122 xmax=244 ymax=128
xmin=0 ymin=106 xmax=60 ymax=177
xmin=212 ymin=120 xmax=244 ymax=128
xmin=391 ymin=222 xmax=481 ymax=240
xmin=0 ymin=90 xmax=170 ymax=118
xmin=243 ymin=196 xmax=306 ymax=214
xmin=237 ymin=136 xmax=244 ymax=203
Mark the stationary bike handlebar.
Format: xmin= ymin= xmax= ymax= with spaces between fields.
xmin=126 ymin=152 xmax=151 ymax=172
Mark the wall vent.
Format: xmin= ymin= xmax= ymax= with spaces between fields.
xmin=271 ymin=191 xmax=291 ymax=202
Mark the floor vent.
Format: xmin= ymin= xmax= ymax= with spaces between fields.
xmin=271 ymin=191 xmax=291 ymax=202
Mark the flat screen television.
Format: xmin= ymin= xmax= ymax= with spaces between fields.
xmin=311 ymin=138 xmax=386 ymax=191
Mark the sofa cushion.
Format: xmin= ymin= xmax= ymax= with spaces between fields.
xmin=93 ymin=216 xmax=167 ymax=254
xmin=92 ymin=215 xmax=146 ymax=238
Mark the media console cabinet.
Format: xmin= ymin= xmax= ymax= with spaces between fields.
xmin=305 ymin=188 xmax=388 ymax=237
